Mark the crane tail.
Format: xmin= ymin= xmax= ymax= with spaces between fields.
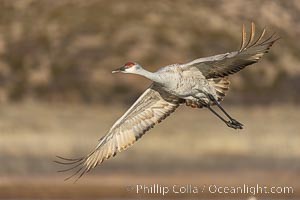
xmin=208 ymin=77 xmax=230 ymax=101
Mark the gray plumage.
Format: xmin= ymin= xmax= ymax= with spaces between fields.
xmin=56 ymin=23 xmax=278 ymax=180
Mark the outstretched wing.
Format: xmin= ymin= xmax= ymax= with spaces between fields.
xmin=56 ymin=84 xmax=182 ymax=180
xmin=181 ymin=22 xmax=279 ymax=79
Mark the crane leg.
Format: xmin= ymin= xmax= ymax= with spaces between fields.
xmin=207 ymin=106 xmax=229 ymax=124
xmin=206 ymin=94 xmax=243 ymax=129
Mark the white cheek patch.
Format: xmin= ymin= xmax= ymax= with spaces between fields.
xmin=125 ymin=66 xmax=136 ymax=72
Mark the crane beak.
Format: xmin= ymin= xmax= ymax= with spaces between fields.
xmin=112 ymin=66 xmax=125 ymax=73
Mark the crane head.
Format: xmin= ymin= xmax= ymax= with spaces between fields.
xmin=112 ymin=62 xmax=141 ymax=74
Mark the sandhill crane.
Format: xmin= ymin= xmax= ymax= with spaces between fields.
xmin=56 ymin=23 xmax=278 ymax=180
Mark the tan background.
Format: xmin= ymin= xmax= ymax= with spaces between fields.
xmin=0 ymin=0 xmax=299 ymax=199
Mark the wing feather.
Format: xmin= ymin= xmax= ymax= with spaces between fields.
xmin=181 ymin=23 xmax=279 ymax=79
xmin=239 ymin=24 xmax=247 ymax=51
xmin=56 ymin=84 xmax=182 ymax=181
xmin=243 ymin=22 xmax=255 ymax=50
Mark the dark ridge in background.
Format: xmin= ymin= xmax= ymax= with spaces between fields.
xmin=0 ymin=0 xmax=299 ymax=105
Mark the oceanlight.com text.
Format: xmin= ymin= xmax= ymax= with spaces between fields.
xmin=208 ymin=184 xmax=294 ymax=195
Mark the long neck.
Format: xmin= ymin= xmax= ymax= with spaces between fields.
xmin=134 ymin=68 xmax=162 ymax=83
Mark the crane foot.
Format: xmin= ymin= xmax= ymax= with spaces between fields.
xmin=226 ymin=119 xmax=243 ymax=129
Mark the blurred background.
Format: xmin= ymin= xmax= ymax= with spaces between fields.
xmin=0 ymin=0 xmax=299 ymax=199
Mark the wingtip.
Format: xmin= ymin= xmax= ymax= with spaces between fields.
xmin=251 ymin=21 xmax=255 ymax=32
